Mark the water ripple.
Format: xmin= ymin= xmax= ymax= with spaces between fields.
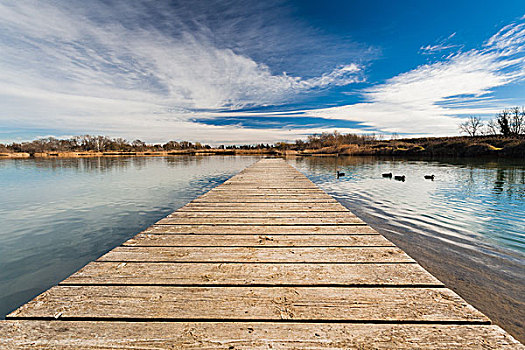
xmin=290 ymin=156 xmax=525 ymax=263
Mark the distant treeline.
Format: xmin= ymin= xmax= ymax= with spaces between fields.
xmin=1 ymin=107 xmax=524 ymax=158
xmin=0 ymin=135 xmax=272 ymax=154
xmin=290 ymin=132 xmax=377 ymax=151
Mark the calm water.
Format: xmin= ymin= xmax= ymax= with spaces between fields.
xmin=0 ymin=155 xmax=524 ymax=339
xmin=290 ymin=157 xmax=525 ymax=264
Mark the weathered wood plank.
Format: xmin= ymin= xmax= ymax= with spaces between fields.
xmin=210 ymin=188 xmax=324 ymax=192
xmin=179 ymin=205 xmax=349 ymax=212
xmin=222 ymin=179 xmax=313 ymax=181
xmin=97 ymin=246 xmax=414 ymax=262
xmin=2 ymin=321 xmax=521 ymax=349
xmin=218 ymin=183 xmax=317 ymax=186
xmin=122 ymin=233 xmax=395 ymax=247
xmin=218 ymin=180 xmax=316 ymax=184
xmin=200 ymin=193 xmax=332 ymax=197
xmin=7 ymin=286 xmax=488 ymax=322
xmin=181 ymin=202 xmax=348 ymax=208
xmin=62 ymin=262 xmax=442 ymax=286
xmin=144 ymin=225 xmax=379 ymax=234
xmin=167 ymin=212 xmax=355 ymax=218
xmin=191 ymin=198 xmax=339 ymax=203
xmin=205 ymin=191 xmax=328 ymax=196
xmin=156 ymin=217 xmax=365 ymax=225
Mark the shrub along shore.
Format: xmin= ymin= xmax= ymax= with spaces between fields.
xmin=0 ymin=148 xmax=277 ymax=158
xmin=1 ymin=134 xmax=524 ymax=159
xmin=292 ymin=135 xmax=525 ymax=158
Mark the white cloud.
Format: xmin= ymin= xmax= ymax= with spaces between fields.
xmin=293 ymin=18 xmax=525 ymax=135
xmin=0 ymin=0 xmax=365 ymax=135
xmin=419 ymin=32 xmax=460 ymax=55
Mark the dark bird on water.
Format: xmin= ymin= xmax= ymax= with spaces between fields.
xmin=382 ymin=173 xmax=393 ymax=178
xmin=394 ymin=175 xmax=406 ymax=182
xmin=424 ymin=175 xmax=435 ymax=180
xmin=337 ymin=171 xmax=345 ymax=178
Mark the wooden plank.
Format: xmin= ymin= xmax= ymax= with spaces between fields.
xmin=206 ymin=191 xmax=327 ymax=195
xmin=222 ymin=177 xmax=311 ymax=180
xmin=178 ymin=205 xmax=350 ymax=212
xmin=156 ymin=217 xmax=365 ymax=225
xmin=182 ymin=202 xmax=348 ymax=208
xmin=200 ymin=193 xmax=332 ymax=198
xmin=191 ymin=199 xmax=340 ymax=203
xmin=122 ymin=233 xmax=395 ymax=247
xmin=144 ymin=225 xmax=379 ymax=234
xmin=1 ymin=321 xmax=520 ymax=349
xmin=219 ymin=179 xmax=315 ymax=183
xmin=167 ymin=212 xmax=355 ymax=218
xmin=97 ymin=246 xmax=414 ymax=263
xmin=7 ymin=286 xmax=488 ymax=322
xmin=61 ymin=262 xmax=442 ymax=286
xmin=211 ymin=189 xmax=322 ymax=192
xmin=214 ymin=189 xmax=323 ymax=192
xmin=220 ymin=182 xmax=316 ymax=185
xmin=211 ymin=187 xmax=323 ymax=191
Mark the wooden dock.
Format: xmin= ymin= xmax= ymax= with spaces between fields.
xmin=1 ymin=158 xmax=522 ymax=348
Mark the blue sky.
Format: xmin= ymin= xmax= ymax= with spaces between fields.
xmin=0 ymin=0 xmax=524 ymax=144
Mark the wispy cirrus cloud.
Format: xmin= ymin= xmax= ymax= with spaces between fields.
xmin=214 ymin=16 xmax=525 ymax=137
xmin=419 ymin=32 xmax=461 ymax=55
xmin=0 ymin=0 xmax=371 ymax=142
xmin=290 ymin=17 xmax=525 ymax=135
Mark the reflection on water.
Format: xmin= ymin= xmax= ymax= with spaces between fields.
xmin=0 ymin=156 xmax=260 ymax=318
xmin=291 ymin=156 xmax=525 ymax=260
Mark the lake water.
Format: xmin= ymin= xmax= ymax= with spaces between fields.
xmin=0 ymin=155 xmax=524 ymax=340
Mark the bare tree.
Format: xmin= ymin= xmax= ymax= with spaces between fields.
xmin=459 ymin=116 xmax=483 ymax=136
xmin=497 ymin=109 xmax=511 ymax=136
xmin=509 ymin=106 xmax=524 ymax=135
xmin=483 ymin=119 xmax=499 ymax=136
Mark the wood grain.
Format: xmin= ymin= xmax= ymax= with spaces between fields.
xmin=62 ymin=262 xmax=442 ymax=286
xmin=97 ymin=246 xmax=414 ymax=263
xmin=156 ymin=217 xmax=366 ymax=225
xmin=2 ymin=321 xmax=521 ymax=349
xmin=179 ymin=203 xmax=349 ymax=211
xmin=122 ymin=233 xmax=395 ymax=247
xmin=8 ymin=285 xmax=488 ymax=322
xmin=144 ymin=225 xmax=379 ymax=234
xmin=167 ymin=212 xmax=356 ymax=218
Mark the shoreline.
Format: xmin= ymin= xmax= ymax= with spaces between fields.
xmin=0 ymin=150 xmax=277 ymax=159
xmin=1 ymin=149 xmax=524 ymax=159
